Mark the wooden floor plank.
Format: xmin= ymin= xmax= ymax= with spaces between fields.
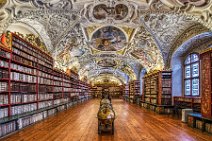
xmin=1 ymin=99 xmax=212 ymax=141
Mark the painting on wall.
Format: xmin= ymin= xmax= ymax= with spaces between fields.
xmin=97 ymin=59 xmax=117 ymax=67
xmin=93 ymin=4 xmax=128 ymax=20
xmin=91 ymin=26 xmax=127 ymax=51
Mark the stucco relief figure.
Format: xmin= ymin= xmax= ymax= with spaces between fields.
xmin=93 ymin=4 xmax=128 ymax=20
xmin=92 ymin=26 xmax=126 ymax=51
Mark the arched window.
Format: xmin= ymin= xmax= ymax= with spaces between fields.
xmin=184 ymin=53 xmax=199 ymax=96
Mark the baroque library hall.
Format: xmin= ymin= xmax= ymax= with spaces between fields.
xmin=0 ymin=0 xmax=212 ymax=141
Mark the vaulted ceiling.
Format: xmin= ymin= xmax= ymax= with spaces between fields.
xmin=0 ymin=0 xmax=211 ymax=85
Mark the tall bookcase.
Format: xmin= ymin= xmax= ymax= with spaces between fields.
xmin=141 ymin=71 xmax=172 ymax=113
xmin=0 ymin=33 xmax=91 ymax=138
xmin=108 ymin=86 xmax=122 ymax=98
xmin=129 ymin=80 xmax=140 ymax=103
xmin=200 ymin=49 xmax=212 ymax=118
xmin=122 ymin=84 xmax=129 ymax=102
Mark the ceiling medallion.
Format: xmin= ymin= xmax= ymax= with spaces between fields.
xmin=91 ymin=26 xmax=127 ymax=51
xmin=97 ymin=59 xmax=117 ymax=67
xmin=93 ymin=3 xmax=128 ymax=21
xmin=80 ymin=0 xmax=138 ymax=25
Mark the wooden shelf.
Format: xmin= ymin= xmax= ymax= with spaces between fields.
xmin=0 ymin=32 xmax=92 ymax=138
xmin=141 ymin=71 xmax=172 ymax=113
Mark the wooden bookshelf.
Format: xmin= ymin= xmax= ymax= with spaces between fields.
xmin=122 ymin=84 xmax=129 ymax=102
xmin=129 ymin=80 xmax=140 ymax=103
xmin=200 ymin=49 xmax=212 ymax=118
xmin=0 ymin=33 xmax=92 ymax=138
xmin=91 ymin=86 xmax=102 ymax=98
xmin=173 ymin=96 xmax=201 ymax=113
xmin=108 ymin=86 xmax=122 ymax=98
xmin=141 ymin=71 xmax=172 ymax=114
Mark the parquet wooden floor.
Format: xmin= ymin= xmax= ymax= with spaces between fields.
xmin=1 ymin=99 xmax=212 ymax=141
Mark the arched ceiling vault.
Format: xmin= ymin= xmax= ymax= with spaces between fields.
xmin=0 ymin=0 xmax=211 ymax=83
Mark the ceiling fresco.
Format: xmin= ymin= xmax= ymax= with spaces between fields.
xmin=0 ymin=0 xmax=211 ymax=85
xmin=91 ymin=26 xmax=127 ymax=51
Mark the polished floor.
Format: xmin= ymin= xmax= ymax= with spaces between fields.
xmin=1 ymin=99 xmax=212 ymax=141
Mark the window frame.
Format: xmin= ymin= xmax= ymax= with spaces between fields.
xmin=184 ymin=53 xmax=200 ymax=97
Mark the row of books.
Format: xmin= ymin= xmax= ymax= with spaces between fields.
xmin=54 ymin=99 xmax=68 ymax=105
xmin=151 ymin=99 xmax=157 ymax=104
xmin=11 ymin=103 xmax=37 ymax=116
xmin=0 ymin=121 xmax=16 ymax=137
xmin=11 ymin=82 xmax=36 ymax=92
xmin=54 ymin=87 xmax=63 ymax=92
xmin=64 ymin=87 xmax=80 ymax=92
xmin=48 ymin=109 xmax=56 ymax=116
xmin=150 ymin=91 xmax=157 ymax=95
xmin=63 ymin=82 xmax=72 ymax=87
xmin=63 ymin=78 xmax=71 ymax=83
xmin=36 ymin=52 xmax=53 ymax=65
xmin=196 ymin=120 xmax=203 ymax=130
xmin=162 ymin=88 xmax=171 ymax=94
xmin=38 ymin=101 xmax=53 ymax=109
xmin=0 ymin=48 xmax=10 ymax=59
xmin=205 ymin=123 xmax=212 ymax=133
xmin=145 ymin=98 xmax=150 ymax=103
xmin=13 ymin=38 xmax=52 ymax=65
xmin=11 ymin=94 xmax=36 ymax=104
xmin=174 ymin=97 xmax=193 ymax=102
xmin=39 ymin=70 xmax=52 ymax=79
xmin=39 ymin=94 xmax=54 ymax=100
xmin=54 ymin=80 xmax=63 ymax=86
xmin=0 ymin=69 xmax=9 ymax=79
xmin=18 ymin=116 xmax=34 ymax=129
xmin=162 ymin=79 xmax=171 ymax=87
xmin=162 ymin=95 xmax=171 ymax=98
xmin=17 ymin=112 xmax=46 ymax=129
xmin=37 ymin=59 xmax=52 ymax=68
xmin=38 ymin=77 xmax=52 ymax=85
xmin=0 ymin=60 xmax=9 ymax=68
xmin=193 ymin=98 xmax=201 ymax=103
xmin=53 ymin=76 xmax=63 ymax=81
xmin=10 ymin=71 xmax=36 ymax=83
xmin=12 ymin=39 xmax=36 ymax=55
xmin=54 ymin=94 xmax=63 ymax=99
xmin=12 ymin=54 xmax=33 ymax=67
xmin=161 ymin=99 xmax=171 ymax=105
xmin=0 ymin=82 xmax=7 ymax=92
xmin=39 ymin=85 xmax=53 ymax=93
xmin=13 ymin=47 xmax=36 ymax=62
xmin=11 ymin=63 xmax=36 ymax=75
xmin=37 ymin=64 xmax=52 ymax=73
xmin=64 ymin=93 xmax=79 ymax=97
xmin=0 ymin=108 xmax=8 ymax=119
xmin=57 ymin=105 xmax=65 ymax=111
xmin=0 ymin=94 xmax=90 ymax=137
xmin=0 ymin=95 xmax=8 ymax=104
